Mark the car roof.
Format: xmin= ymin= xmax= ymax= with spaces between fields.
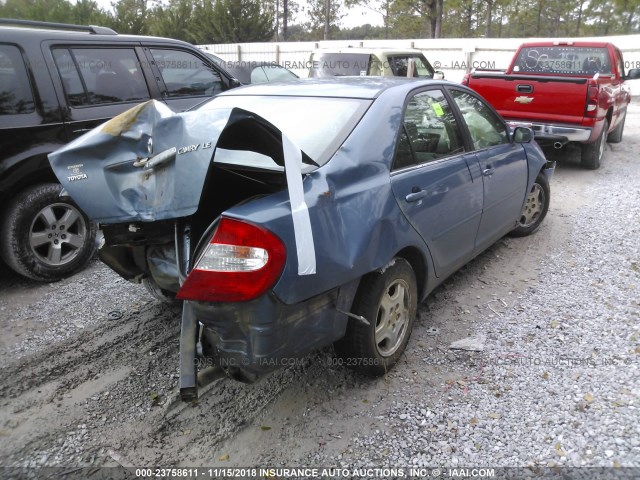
xmin=311 ymin=47 xmax=426 ymax=56
xmin=218 ymin=77 xmax=442 ymax=99
xmin=0 ymin=23 xmax=195 ymax=48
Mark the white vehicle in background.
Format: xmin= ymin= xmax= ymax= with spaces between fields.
xmin=308 ymin=47 xmax=444 ymax=79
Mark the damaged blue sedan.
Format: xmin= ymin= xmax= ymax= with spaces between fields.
xmin=49 ymin=78 xmax=554 ymax=399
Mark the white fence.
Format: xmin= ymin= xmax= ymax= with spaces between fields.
xmin=200 ymin=35 xmax=640 ymax=96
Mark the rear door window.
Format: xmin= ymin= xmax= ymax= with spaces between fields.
xmin=0 ymin=44 xmax=35 ymax=114
xmin=53 ymin=47 xmax=150 ymax=106
xmin=395 ymin=88 xmax=465 ymax=169
xmin=149 ymin=49 xmax=222 ymax=98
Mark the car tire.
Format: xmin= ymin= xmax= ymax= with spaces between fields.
xmin=334 ymin=258 xmax=417 ymax=377
xmin=581 ymin=119 xmax=608 ymax=170
xmin=606 ymin=111 xmax=625 ymax=143
xmin=509 ymin=173 xmax=550 ymax=238
xmin=0 ymin=183 xmax=97 ymax=281
xmin=142 ymin=277 xmax=179 ymax=303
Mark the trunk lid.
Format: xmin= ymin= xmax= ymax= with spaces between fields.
xmin=48 ymin=99 xmax=314 ymax=224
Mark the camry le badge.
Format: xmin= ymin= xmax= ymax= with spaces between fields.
xmin=515 ymin=96 xmax=534 ymax=104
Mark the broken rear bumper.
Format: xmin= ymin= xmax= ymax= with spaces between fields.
xmin=186 ymin=280 xmax=358 ymax=376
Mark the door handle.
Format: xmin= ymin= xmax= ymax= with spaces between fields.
xmin=405 ymin=190 xmax=428 ymax=202
xmin=483 ymin=167 xmax=495 ymax=177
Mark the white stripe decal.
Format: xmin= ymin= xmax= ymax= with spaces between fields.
xmin=282 ymin=133 xmax=316 ymax=275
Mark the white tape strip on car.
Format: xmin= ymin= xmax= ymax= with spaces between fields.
xmin=282 ymin=133 xmax=316 ymax=275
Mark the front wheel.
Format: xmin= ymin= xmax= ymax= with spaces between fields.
xmin=581 ymin=120 xmax=608 ymax=170
xmin=509 ymin=173 xmax=550 ymax=237
xmin=334 ymin=258 xmax=417 ymax=376
xmin=0 ymin=183 xmax=97 ymax=281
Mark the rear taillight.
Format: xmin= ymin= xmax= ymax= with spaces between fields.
xmin=585 ymin=80 xmax=599 ymax=117
xmin=176 ymin=217 xmax=286 ymax=302
xmin=461 ymin=73 xmax=470 ymax=86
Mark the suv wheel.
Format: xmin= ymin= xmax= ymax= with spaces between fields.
xmin=0 ymin=183 xmax=97 ymax=281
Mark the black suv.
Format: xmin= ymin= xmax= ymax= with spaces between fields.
xmin=0 ymin=19 xmax=238 ymax=281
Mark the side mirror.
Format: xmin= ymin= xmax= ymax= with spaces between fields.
xmin=434 ymin=70 xmax=445 ymax=80
xmin=513 ymin=126 xmax=533 ymax=144
xmin=625 ymin=68 xmax=640 ymax=80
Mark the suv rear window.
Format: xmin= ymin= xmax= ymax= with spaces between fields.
xmin=53 ymin=48 xmax=150 ymax=106
xmin=0 ymin=44 xmax=35 ymax=115
xmin=513 ymin=46 xmax=612 ymax=76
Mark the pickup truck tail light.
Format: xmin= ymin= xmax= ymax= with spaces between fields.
xmin=585 ymin=80 xmax=599 ymax=117
xmin=461 ymin=73 xmax=470 ymax=86
xmin=176 ymin=217 xmax=286 ymax=303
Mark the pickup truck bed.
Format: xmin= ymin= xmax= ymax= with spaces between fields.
xmin=463 ymin=41 xmax=640 ymax=169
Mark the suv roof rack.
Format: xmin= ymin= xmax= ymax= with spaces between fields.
xmin=0 ymin=18 xmax=117 ymax=35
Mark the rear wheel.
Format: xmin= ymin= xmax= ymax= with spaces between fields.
xmin=142 ymin=277 xmax=179 ymax=303
xmin=581 ymin=120 xmax=608 ymax=170
xmin=607 ymin=111 xmax=625 ymax=143
xmin=0 ymin=183 xmax=96 ymax=281
xmin=334 ymin=258 xmax=417 ymax=376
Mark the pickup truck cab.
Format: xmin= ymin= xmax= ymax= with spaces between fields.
xmin=463 ymin=41 xmax=640 ymax=169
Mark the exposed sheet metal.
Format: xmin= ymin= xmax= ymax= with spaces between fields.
xmin=49 ymin=99 xmax=318 ymax=277
xmin=49 ymin=100 xmax=231 ymax=223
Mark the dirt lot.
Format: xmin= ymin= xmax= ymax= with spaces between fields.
xmin=1 ymin=102 xmax=639 ymax=473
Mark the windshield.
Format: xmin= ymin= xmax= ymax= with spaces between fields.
xmin=309 ymin=53 xmax=372 ymax=77
xmin=513 ymin=46 xmax=612 ymax=76
xmin=197 ymin=95 xmax=371 ymax=166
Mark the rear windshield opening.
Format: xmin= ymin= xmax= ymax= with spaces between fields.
xmin=198 ymin=95 xmax=371 ymax=167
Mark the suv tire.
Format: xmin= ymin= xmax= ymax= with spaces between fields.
xmin=0 ymin=183 xmax=97 ymax=281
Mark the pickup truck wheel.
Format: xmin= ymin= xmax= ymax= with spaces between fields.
xmin=509 ymin=173 xmax=550 ymax=237
xmin=0 ymin=183 xmax=97 ymax=281
xmin=607 ymin=111 xmax=625 ymax=143
xmin=334 ymin=258 xmax=417 ymax=376
xmin=581 ymin=119 xmax=608 ymax=170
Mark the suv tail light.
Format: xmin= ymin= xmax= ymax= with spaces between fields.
xmin=461 ymin=73 xmax=470 ymax=86
xmin=585 ymin=80 xmax=599 ymax=117
xmin=176 ymin=217 xmax=286 ymax=303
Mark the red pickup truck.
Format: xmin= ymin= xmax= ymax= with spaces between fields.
xmin=462 ymin=41 xmax=640 ymax=169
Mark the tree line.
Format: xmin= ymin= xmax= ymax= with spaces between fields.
xmin=0 ymin=0 xmax=638 ymax=44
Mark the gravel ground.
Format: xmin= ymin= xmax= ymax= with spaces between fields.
xmin=300 ymin=105 xmax=640 ymax=469
xmin=0 ymin=102 xmax=638 ymax=475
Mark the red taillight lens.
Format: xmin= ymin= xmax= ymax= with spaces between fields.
xmin=176 ymin=217 xmax=286 ymax=302
xmin=585 ymin=81 xmax=599 ymax=117
xmin=461 ymin=73 xmax=470 ymax=86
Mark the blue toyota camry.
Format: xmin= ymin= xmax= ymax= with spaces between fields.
xmin=50 ymin=77 xmax=554 ymax=398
